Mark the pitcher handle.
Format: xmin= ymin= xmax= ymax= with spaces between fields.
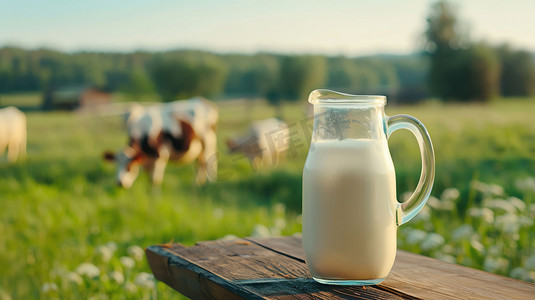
xmin=386 ymin=114 xmax=435 ymax=226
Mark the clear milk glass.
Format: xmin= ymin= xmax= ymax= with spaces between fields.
xmin=302 ymin=89 xmax=435 ymax=286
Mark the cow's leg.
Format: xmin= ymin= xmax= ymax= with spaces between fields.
xmin=7 ymin=140 xmax=19 ymax=163
xmin=196 ymin=151 xmax=208 ymax=185
xmin=202 ymin=129 xmax=217 ymax=182
xmin=151 ymin=147 xmax=170 ymax=185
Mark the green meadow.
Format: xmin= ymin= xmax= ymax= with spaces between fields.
xmin=1 ymin=93 xmax=534 ymax=299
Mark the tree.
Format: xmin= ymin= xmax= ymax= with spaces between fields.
xmin=279 ymin=55 xmax=327 ymax=102
xmin=496 ymin=45 xmax=535 ymax=97
xmin=425 ymin=1 xmax=498 ymax=102
xmin=151 ymin=52 xmax=227 ymax=101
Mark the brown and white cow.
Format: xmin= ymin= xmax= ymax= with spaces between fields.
xmin=0 ymin=106 xmax=27 ymax=163
xmin=104 ymin=97 xmax=218 ymax=188
xmin=226 ymin=118 xmax=289 ymax=170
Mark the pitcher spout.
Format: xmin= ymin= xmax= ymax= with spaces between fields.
xmin=308 ymin=89 xmax=386 ymax=105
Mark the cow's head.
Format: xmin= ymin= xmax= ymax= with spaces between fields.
xmin=103 ymin=146 xmax=143 ymax=189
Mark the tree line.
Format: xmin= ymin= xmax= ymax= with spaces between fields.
xmin=0 ymin=47 xmax=428 ymax=104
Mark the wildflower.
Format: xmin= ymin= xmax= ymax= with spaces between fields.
xmin=217 ymin=234 xmax=238 ymax=241
xmin=515 ymin=177 xmax=535 ymax=193
xmin=518 ymin=216 xmax=534 ymax=227
xmin=495 ymin=214 xmax=520 ymax=235
xmin=41 ymin=283 xmax=58 ymax=293
xmin=485 ymin=199 xmax=517 ymax=215
xmin=109 ymin=271 xmax=125 ymax=284
xmin=510 ymin=267 xmax=531 ymax=281
xmin=127 ymin=245 xmax=145 ymax=262
xmin=470 ymin=240 xmax=485 ymax=255
xmin=508 ymin=197 xmax=526 ymax=211
xmin=106 ymin=241 xmax=118 ymax=252
xmin=273 ymin=203 xmax=286 ymax=215
xmin=212 ymin=208 xmax=224 ymax=219
xmin=251 ymin=224 xmax=271 ymax=238
xmin=120 ymin=256 xmax=135 ymax=269
xmin=414 ymin=205 xmax=431 ymax=221
xmin=427 ymin=196 xmax=454 ymax=211
xmin=472 ymin=181 xmax=504 ymax=197
xmin=525 ymin=255 xmax=535 ymax=271
xmin=434 ymin=253 xmax=456 ymax=264
xmin=451 ymin=225 xmax=473 ymax=242
xmin=274 ymin=218 xmax=287 ymax=230
xmin=134 ymin=272 xmax=155 ymax=289
xmin=441 ymin=188 xmax=460 ymax=202
xmin=420 ymin=233 xmax=445 ymax=251
xmin=65 ymin=272 xmax=83 ymax=286
xmin=125 ymin=282 xmax=137 ymax=293
xmin=405 ymin=229 xmax=426 ymax=245
xmin=468 ymin=207 xmax=494 ymax=223
xmin=483 ymin=257 xmax=509 ymax=273
xmin=76 ymin=263 xmax=100 ymax=278
xmin=96 ymin=245 xmax=114 ymax=262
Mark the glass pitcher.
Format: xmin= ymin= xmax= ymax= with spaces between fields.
xmin=302 ymin=89 xmax=435 ymax=285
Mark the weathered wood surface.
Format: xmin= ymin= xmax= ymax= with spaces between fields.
xmin=146 ymin=236 xmax=535 ymax=300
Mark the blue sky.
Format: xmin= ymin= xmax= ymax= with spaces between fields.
xmin=1 ymin=0 xmax=534 ymax=55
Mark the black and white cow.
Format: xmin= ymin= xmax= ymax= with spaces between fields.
xmin=104 ymin=97 xmax=218 ymax=188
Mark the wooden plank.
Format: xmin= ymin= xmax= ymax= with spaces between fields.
xmin=247 ymin=236 xmax=535 ymax=300
xmin=146 ymin=238 xmax=409 ymax=299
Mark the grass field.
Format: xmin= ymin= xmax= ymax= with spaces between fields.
xmin=1 ymin=94 xmax=535 ymax=299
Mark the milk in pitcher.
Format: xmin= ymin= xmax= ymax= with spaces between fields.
xmin=302 ymin=138 xmax=398 ymax=282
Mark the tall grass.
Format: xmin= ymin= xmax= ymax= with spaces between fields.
xmin=1 ymin=95 xmax=534 ymax=298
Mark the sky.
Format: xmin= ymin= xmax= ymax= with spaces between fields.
xmin=1 ymin=0 xmax=534 ymax=56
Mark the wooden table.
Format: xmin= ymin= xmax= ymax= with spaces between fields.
xmin=146 ymin=236 xmax=535 ymax=299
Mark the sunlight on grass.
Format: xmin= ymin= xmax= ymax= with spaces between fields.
xmin=1 ymin=95 xmax=534 ymax=298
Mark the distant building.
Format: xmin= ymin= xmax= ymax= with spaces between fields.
xmin=43 ymin=86 xmax=111 ymax=111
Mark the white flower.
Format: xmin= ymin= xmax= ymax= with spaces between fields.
xmin=515 ymin=177 xmax=535 ymax=193
xmin=105 ymin=241 xmax=118 ymax=252
xmin=251 ymin=224 xmax=271 ymax=238
xmin=510 ymin=267 xmax=531 ymax=281
xmin=483 ymin=257 xmax=509 ymax=273
xmin=127 ymin=245 xmax=145 ymax=262
xmin=468 ymin=207 xmax=494 ymax=223
xmin=420 ymin=233 xmax=445 ymax=251
xmin=120 ymin=256 xmax=135 ymax=269
xmin=434 ymin=253 xmax=456 ymax=264
xmin=441 ymin=188 xmax=460 ymax=202
xmin=452 ymin=225 xmax=473 ymax=242
xmin=485 ymin=199 xmax=517 ymax=215
xmin=125 ymin=282 xmax=137 ymax=293
xmin=134 ymin=272 xmax=155 ymax=289
xmin=212 ymin=208 xmax=224 ymax=219
xmin=508 ymin=197 xmax=526 ymax=211
xmin=470 ymin=239 xmax=485 ymax=254
xmin=217 ymin=234 xmax=238 ymax=241
xmin=41 ymin=283 xmax=58 ymax=293
xmin=406 ymin=229 xmax=427 ymax=245
xmin=495 ymin=214 xmax=520 ymax=234
xmin=273 ymin=203 xmax=286 ymax=215
xmin=427 ymin=196 xmax=454 ymax=211
xmin=471 ymin=181 xmax=503 ymax=196
xmin=109 ymin=271 xmax=124 ymax=284
xmin=525 ymin=255 xmax=535 ymax=271
xmin=65 ymin=272 xmax=83 ymax=286
xmin=96 ymin=245 xmax=114 ymax=262
xmin=76 ymin=263 xmax=100 ymax=278
xmin=274 ymin=218 xmax=287 ymax=230
xmin=414 ymin=205 xmax=431 ymax=221
xmin=518 ymin=216 xmax=534 ymax=227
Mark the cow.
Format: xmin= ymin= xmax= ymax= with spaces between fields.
xmin=0 ymin=106 xmax=27 ymax=163
xmin=226 ymin=118 xmax=289 ymax=170
xmin=104 ymin=97 xmax=218 ymax=188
